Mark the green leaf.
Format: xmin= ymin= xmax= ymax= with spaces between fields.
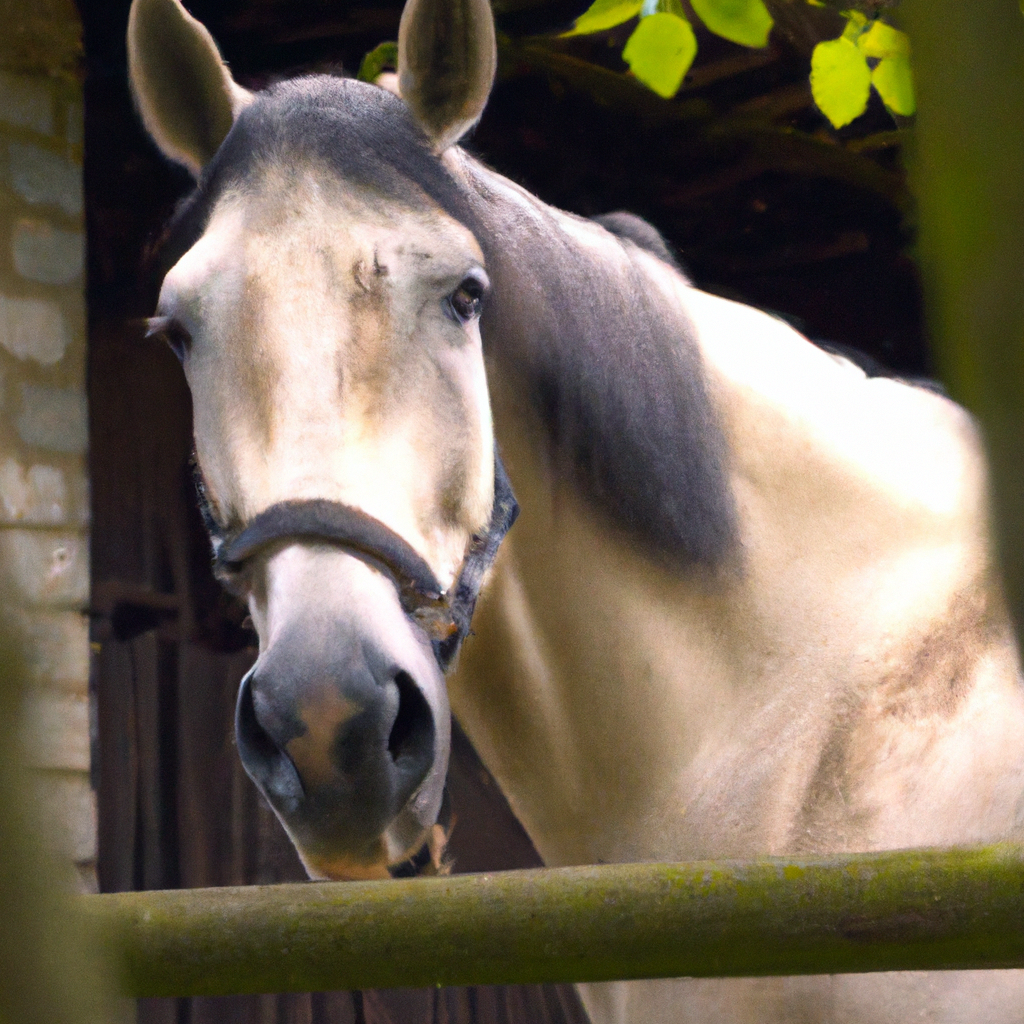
xmin=357 ymin=41 xmax=398 ymax=83
xmin=690 ymin=0 xmax=773 ymax=47
xmin=872 ymin=54 xmax=916 ymax=115
xmin=810 ymin=36 xmax=872 ymax=128
xmin=841 ymin=10 xmax=868 ymax=38
xmin=564 ymin=0 xmax=644 ymax=36
xmin=623 ymin=12 xmax=698 ymax=98
xmin=858 ymin=20 xmax=911 ymax=59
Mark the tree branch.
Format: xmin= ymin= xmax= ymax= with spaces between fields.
xmin=499 ymin=38 xmax=910 ymax=211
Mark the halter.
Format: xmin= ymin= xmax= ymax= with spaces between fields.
xmin=195 ymin=451 xmax=519 ymax=672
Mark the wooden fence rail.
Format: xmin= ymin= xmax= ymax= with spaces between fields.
xmin=82 ymin=843 xmax=1024 ymax=998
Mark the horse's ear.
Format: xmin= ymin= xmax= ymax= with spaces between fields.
xmin=127 ymin=0 xmax=253 ymax=177
xmin=397 ymin=0 xmax=497 ymax=153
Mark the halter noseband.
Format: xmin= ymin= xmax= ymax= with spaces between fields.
xmin=197 ymin=453 xmax=519 ymax=672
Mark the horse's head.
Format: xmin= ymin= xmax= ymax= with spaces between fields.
xmin=127 ymin=0 xmax=507 ymax=879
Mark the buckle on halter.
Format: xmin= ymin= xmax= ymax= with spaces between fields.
xmin=408 ymin=597 xmax=460 ymax=643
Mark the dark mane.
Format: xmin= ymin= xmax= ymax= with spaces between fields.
xmin=591 ymin=211 xmax=687 ymax=276
xmin=470 ymin=187 xmax=737 ymax=569
xmin=155 ymin=76 xmax=736 ymax=570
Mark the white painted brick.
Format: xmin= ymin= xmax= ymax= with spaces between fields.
xmin=23 ymin=689 xmax=89 ymax=771
xmin=0 ymin=457 xmax=69 ymax=523
xmin=0 ymin=72 xmax=53 ymax=135
xmin=69 ymin=465 xmax=89 ymax=527
xmin=16 ymin=384 xmax=87 ymax=453
xmin=9 ymin=608 xmax=88 ymax=692
xmin=0 ymin=529 xmax=88 ymax=607
xmin=8 ymin=143 xmax=82 ymax=216
xmin=12 ymin=219 xmax=83 ymax=286
xmin=0 ymin=292 xmax=71 ymax=365
xmin=31 ymin=770 xmax=96 ymax=863
xmin=65 ymin=100 xmax=83 ymax=149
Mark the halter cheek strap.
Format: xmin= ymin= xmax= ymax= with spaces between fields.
xmin=433 ymin=453 xmax=518 ymax=670
xmin=196 ymin=450 xmax=519 ymax=672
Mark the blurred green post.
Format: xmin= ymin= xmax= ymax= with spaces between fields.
xmin=903 ymin=0 xmax=1024 ymax=635
xmin=0 ymin=628 xmax=120 ymax=1024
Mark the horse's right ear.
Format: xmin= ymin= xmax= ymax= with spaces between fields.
xmin=128 ymin=0 xmax=252 ymax=177
xmin=397 ymin=0 xmax=497 ymax=153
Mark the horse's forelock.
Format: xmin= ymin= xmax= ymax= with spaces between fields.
xmin=150 ymin=75 xmax=481 ymax=281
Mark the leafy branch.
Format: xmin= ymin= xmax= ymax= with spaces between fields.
xmin=563 ymin=0 xmax=914 ymax=125
xmin=354 ymin=0 xmax=917 ymax=138
xmin=810 ymin=13 xmax=914 ymax=126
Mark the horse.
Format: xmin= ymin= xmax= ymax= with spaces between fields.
xmin=125 ymin=0 xmax=1024 ymax=1019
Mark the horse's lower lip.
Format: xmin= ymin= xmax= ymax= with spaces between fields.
xmin=299 ymin=846 xmax=392 ymax=881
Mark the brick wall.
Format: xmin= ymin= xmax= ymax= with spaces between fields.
xmin=0 ymin=6 xmax=93 ymax=891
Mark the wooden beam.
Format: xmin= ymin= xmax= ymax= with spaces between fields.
xmin=85 ymin=844 xmax=1024 ymax=998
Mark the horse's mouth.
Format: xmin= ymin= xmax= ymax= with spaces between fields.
xmin=296 ymin=819 xmax=448 ymax=881
xmin=299 ymin=845 xmax=393 ymax=881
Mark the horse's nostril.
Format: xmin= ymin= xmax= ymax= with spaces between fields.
xmin=235 ymin=672 xmax=304 ymax=811
xmin=237 ymin=673 xmax=278 ymax=762
xmin=388 ymin=671 xmax=435 ymax=793
xmin=236 ymin=659 xmax=435 ymax=829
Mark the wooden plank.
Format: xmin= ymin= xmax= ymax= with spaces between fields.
xmin=84 ymin=845 xmax=1024 ymax=996
xmin=95 ymin=639 xmax=138 ymax=895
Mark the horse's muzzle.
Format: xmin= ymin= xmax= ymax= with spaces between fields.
xmin=234 ymin=549 xmax=450 ymax=878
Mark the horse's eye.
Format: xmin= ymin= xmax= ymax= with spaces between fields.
xmin=446 ymin=276 xmax=486 ymax=324
xmin=145 ymin=316 xmax=192 ymax=363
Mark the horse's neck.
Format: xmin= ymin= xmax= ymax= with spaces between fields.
xmin=446 ymin=154 xmax=1024 ymax=868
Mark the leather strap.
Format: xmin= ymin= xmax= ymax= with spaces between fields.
xmin=196 ymin=449 xmax=519 ymax=671
xmin=217 ymin=498 xmax=445 ymax=611
xmin=432 ymin=453 xmax=518 ymax=670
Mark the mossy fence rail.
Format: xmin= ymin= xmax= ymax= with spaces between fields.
xmin=81 ymin=843 xmax=1024 ymax=998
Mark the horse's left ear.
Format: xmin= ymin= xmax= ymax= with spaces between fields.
xmin=397 ymin=0 xmax=497 ymax=153
xmin=127 ymin=0 xmax=253 ymax=177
